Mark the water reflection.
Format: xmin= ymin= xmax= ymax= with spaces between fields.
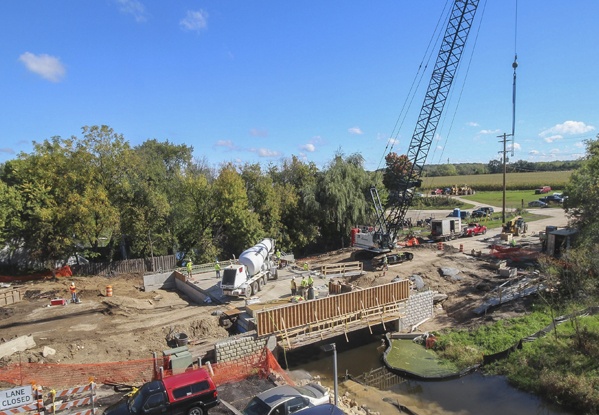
xmin=289 ymin=339 xmax=574 ymax=415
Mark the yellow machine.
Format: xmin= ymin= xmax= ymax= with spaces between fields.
xmin=503 ymin=216 xmax=528 ymax=236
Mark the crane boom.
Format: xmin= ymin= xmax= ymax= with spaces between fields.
xmin=352 ymin=0 xmax=480 ymax=251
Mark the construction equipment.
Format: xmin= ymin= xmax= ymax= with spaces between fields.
xmin=503 ymin=216 xmax=528 ymax=236
xmin=220 ymin=238 xmax=278 ymax=299
xmin=430 ymin=218 xmax=462 ymax=242
xmin=351 ymin=0 xmax=480 ymax=252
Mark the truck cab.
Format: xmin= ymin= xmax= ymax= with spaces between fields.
xmin=105 ymin=369 xmax=219 ymax=415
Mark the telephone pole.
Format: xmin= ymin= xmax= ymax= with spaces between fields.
xmin=498 ymin=133 xmax=513 ymax=223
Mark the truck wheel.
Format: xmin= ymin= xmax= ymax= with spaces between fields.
xmin=406 ymin=252 xmax=414 ymax=261
xmin=188 ymin=407 xmax=204 ymax=415
xmin=257 ymin=278 xmax=264 ymax=291
xmin=252 ymin=282 xmax=258 ymax=295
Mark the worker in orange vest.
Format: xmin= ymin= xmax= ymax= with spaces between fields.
xmin=69 ymin=282 xmax=79 ymax=303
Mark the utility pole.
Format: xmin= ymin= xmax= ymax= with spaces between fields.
xmin=498 ymin=133 xmax=513 ymax=223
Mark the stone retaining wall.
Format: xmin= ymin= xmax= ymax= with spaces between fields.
xmin=399 ymin=290 xmax=435 ymax=331
xmin=215 ymin=334 xmax=274 ymax=362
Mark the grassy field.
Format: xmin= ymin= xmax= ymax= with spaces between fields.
xmin=422 ymin=171 xmax=572 ymax=192
xmin=459 ymin=190 xmax=564 ymax=208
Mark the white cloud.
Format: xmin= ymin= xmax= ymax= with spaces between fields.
xmin=436 ymin=145 xmax=443 ymax=150
xmin=250 ymin=128 xmax=268 ymax=137
xmin=528 ymin=150 xmax=539 ymax=155
xmin=215 ymin=140 xmax=235 ymax=149
xmin=467 ymin=122 xmax=479 ymax=127
xmin=574 ymin=142 xmax=584 ymax=148
xmin=387 ymin=138 xmax=398 ymax=145
xmin=549 ymin=148 xmax=561 ymax=154
xmin=348 ymin=127 xmax=363 ymax=135
xmin=508 ymin=142 xmax=521 ymax=151
xmin=540 ymin=120 xmax=595 ymax=137
xmin=249 ymin=148 xmax=280 ymax=157
xmin=19 ymin=52 xmax=65 ymax=82
xmin=479 ymin=129 xmax=501 ymax=135
xmin=543 ymin=135 xmax=562 ymax=143
xmin=301 ymin=143 xmax=315 ymax=152
xmin=180 ymin=10 xmax=208 ymax=32
xmin=115 ymin=0 xmax=147 ymax=22
xmin=0 ymin=148 xmax=15 ymax=155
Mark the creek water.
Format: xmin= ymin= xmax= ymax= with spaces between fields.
xmin=286 ymin=337 xmax=574 ymax=415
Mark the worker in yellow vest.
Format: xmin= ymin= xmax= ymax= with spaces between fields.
xmin=300 ymin=275 xmax=308 ymax=298
xmin=290 ymin=276 xmax=297 ymax=296
xmin=186 ymin=259 xmax=193 ymax=279
xmin=215 ymin=261 xmax=221 ymax=279
xmin=306 ymin=274 xmax=314 ymax=300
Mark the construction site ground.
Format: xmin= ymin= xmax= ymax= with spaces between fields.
xmin=0 ymin=206 xmax=568 ymax=414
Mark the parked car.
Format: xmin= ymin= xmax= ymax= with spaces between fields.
xmin=540 ymin=194 xmax=564 ymax=203
xmin=462 ymin=223 xmax=487 ymax=237
xmin=446 ymin=210 xmax=470 ymax=220
xmin=471 ymin=209 xmax=488 ymax=218
xmin=292 ymin=404 xmax=346 ymax=415
xmin=534 ymin=186 xmax=552 ymax=194
xmin=528 ymin=200 xmax=548 ymax=208
xmin=242 ymin=384 xmax=330 ymax=415
xmin=104 ymin=369 xmax=219 ymax=415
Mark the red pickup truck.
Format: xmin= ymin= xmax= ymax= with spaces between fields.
xmin=105 ymin=369 xmax=219 ymax=415
xmin=535 ymin=186 xmax=551 ymax=194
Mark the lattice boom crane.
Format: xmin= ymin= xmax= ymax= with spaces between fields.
xmin=352 ymin=0 xmax=480 ymax=252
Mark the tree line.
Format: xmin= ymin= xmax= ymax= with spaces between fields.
xmin=0 ymin=125 xmax=592 ymax=272
xmin=0 ymin=126 xmax=384 ymax=270
xmin=424 ymin=159 xmax=581 ymax=177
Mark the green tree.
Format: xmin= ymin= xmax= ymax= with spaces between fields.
xmin=313 ymin=152 xmax=370 ymax=250
xmin=269 ymin=156 xmax=320 ymax=254
xmin=213 ymin=164 xmax=263 ymax=258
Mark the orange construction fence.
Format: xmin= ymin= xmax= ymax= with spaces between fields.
xmin=0 ymin=348 xmax=291 ymax=389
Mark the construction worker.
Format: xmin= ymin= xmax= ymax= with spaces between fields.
xmin=69 ymin=282 xmax=78 ymax=303
xmin=300 ymin=275 xmax=308 ymax=298
xmin=276 ymin=249 xmax=281 ymax=261
xmin=303 ymin=262 xmax=309 ymax=272
xmin=290 ymin=276 xmax=297 ymax=296
xmin=215 ymin=261 xmax=221 ymax=279
xmin=307 ymin=274 xmax=315 ymax=300
xmin=186 ymin=259 xmax=193 ymax=279
xmin=383 ymin=254 xmax=389 ymax=271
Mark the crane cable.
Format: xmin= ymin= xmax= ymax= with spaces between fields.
xmin=511 ymin=0 xmax=519 ymax=157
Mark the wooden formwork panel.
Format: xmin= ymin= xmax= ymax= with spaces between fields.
xmin=0 ymin=289 xmax=22 ymax=307
xmin=320 ymin=262 xmax=363 ymax=275
xmin=255 ymin=280 xmax=409 ymax=337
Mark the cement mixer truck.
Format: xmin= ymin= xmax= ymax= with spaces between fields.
xmin=220 ymin=238 xmax=278 ymax=299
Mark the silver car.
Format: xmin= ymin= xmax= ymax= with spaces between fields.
xmin=242 ymin=384 xmax=329 ymax=415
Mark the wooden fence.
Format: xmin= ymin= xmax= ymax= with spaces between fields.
xmin=254 ymin=280 xmax=410 ymax=347
xmin=0 ymin=288 xmax=22 ymax=306
xmin=71 ymin=255 xmax=176 ymax=277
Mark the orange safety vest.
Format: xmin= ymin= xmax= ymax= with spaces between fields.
xmin=69 ymin=285 xmax=76 ymax=294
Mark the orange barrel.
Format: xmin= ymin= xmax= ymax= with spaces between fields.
xmin=459 ymin=244 xmax=464 ymax=252
xmin=105 ymin=285 xmax=113 ymax=297
xmin=437 ymin=242 xmax=443 ymax=250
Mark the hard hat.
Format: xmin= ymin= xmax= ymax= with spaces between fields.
xmin=70 ymin=282 xmax=75 ymax=286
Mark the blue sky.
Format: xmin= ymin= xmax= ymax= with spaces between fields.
xmin=1 ymin=1 xmax=597 ymax=172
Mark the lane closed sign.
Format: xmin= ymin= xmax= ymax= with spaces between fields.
xmin=0 ymin=385 xmax=33 ymax=410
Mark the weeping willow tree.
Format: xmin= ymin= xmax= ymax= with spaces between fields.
xmin=311 ymin=152 xmax=371 ymax=250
